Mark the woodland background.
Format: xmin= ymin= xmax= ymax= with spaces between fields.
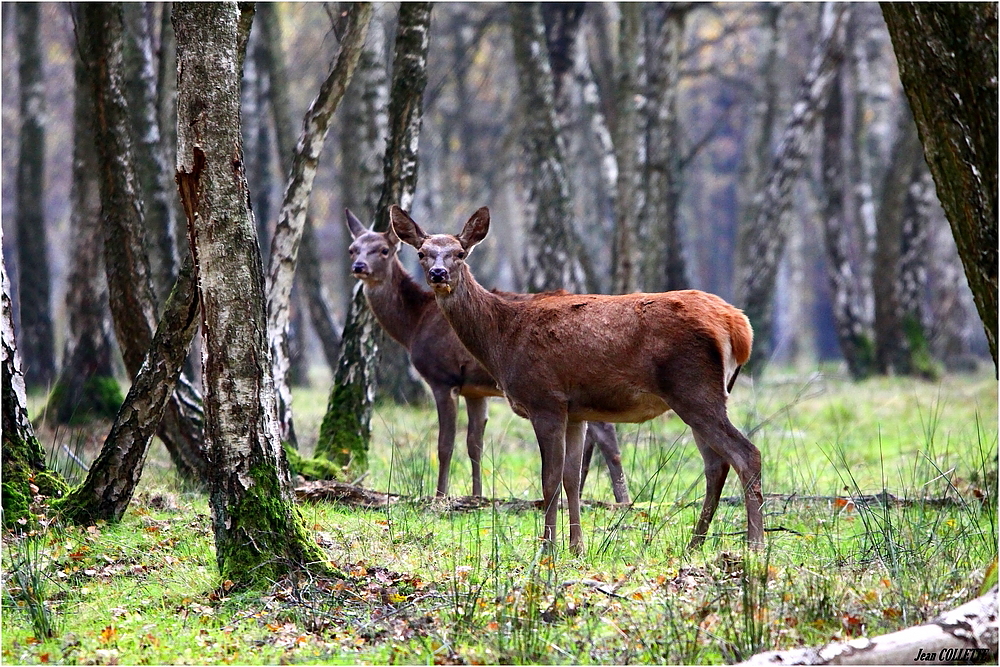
xmin=2 ymin=2 xmax=992 ymax=404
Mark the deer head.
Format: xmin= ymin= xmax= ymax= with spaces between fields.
xmin=345 ymin=209 xmax=400 ymax=286
xmin=390 ymin=205 xmax=490 ymax=296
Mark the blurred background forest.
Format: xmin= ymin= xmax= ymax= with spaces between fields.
xmin=2 ymin=2 xmax=991 ymax=409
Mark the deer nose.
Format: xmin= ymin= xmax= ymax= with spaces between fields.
xmin=428 ymin=267 xmax=448 ymax=283
xmin=352 ymin=261 xmax=367 ymax=274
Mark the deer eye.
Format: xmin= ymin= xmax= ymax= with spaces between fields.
xmin=417 ymin=252 xmax=425 ymax=260
xmin=457 ymin=251 xmax=466 ymax=260
xmin=380 ymin=248 xmax=390 ymax=256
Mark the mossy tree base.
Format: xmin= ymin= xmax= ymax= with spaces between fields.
xmin=2 ymin=433 xmax=69 ymax=528
xmin=43 ymin=375 xmax=124 ymax=425
xmin=314 ymin=379 xmax=371 ymax=475
xmin=211 ymin=463 xmax=332 ymax=586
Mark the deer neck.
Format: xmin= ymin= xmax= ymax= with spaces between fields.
xmin=363 ymin=259 xmax=434 ymax=350
xmin=435 ymin=267 xmax=513 ymax=373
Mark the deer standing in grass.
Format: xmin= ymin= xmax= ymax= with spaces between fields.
xmin=391 ymin=205 xmax=763 ymax=553
xmin=345 ymin=210 xmax=630 ymax=502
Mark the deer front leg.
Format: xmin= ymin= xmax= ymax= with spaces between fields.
xmin=432 ymin=386 xmax=459 ymax=497
xmin=529 ymin=412 xmax=567 ymax=549
xmin=564 ymin=420 xmax=586 ymax=555
xmin=465 ymin=396 xmax=488 ymax=497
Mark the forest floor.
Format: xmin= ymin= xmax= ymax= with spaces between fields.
xmin=3 ymin=367 xmax=997 ymax=665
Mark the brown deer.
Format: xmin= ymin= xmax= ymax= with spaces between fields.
xmin=345 ymin=210 xmax=630 ymax=502
xmin=390 ymin=205 xmax=763 ymax=553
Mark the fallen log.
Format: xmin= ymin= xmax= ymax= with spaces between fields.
xmin=737 ymin=585 xmax=997 ymax=665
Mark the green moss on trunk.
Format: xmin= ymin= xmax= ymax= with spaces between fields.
xmin=44 ymin=375 xmax=124 ymax=425
xmin=213 ymin=463 xmax=331 ymax=585
xmin=314 ymin=380 xmax=370 ymax=473
xmin=1 ymin=431 xmax=68 ymax=528
xmin=283 ymin=443 xmax=345 ymax=480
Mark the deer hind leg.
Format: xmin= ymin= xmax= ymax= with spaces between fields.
xmin=432 ymin=387 xmax=459 ymax=497
xmin=529 ymin=412 xmax=568 ymax=549
xmin=588 ymin=421 xmax=630 ymax=504
xmin=660 ymin=378 xmax=764 ymax=548
xmin=564 ymin=420 xmax=586 ymax=554
xmin=465 ymin=396 xmax=488 ymax=497
xmin=688 ymin=431 xmax=730 ymax=550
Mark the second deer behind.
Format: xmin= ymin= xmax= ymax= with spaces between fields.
xmin=345 ymin=210 xmax=630 ymax=502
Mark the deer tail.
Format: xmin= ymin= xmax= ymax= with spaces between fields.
xmin=724 ymin=309 xmax=754 ymax=394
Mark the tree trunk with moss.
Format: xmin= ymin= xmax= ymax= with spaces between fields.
xmin=80 ymin=3 xmax=208 ymax=484
xmin=174 ymin=1 xmax=327 ymax=583
xmin=820 ymin=34 xmax=875 ymax=380
xmin=264 ymin=2 xmax=372 ymax=447
xmin=2 ymin=255 xmax=67 ymax=528
xmin=315 ymin=2 xmax=432 ymax=471
xmin=43 ymin=45 xmax=123 ymax=425
xmin=880 ymin=3 xmax=998 ymax=371
xmin=733 ymin=3 xmax=847 ymax=375
xmin=14 ymin=2 xmax=55 ymax=389
xmin=56 ymin=259 xmax=199 ymax=525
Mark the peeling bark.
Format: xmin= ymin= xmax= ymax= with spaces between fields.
xmin=173 ymin=1 xmax=327 ymax=583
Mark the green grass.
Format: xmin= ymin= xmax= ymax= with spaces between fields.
xmin=4 ymin=369 xmax=996 ymax=664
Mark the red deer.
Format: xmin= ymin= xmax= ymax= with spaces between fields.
xmin=345 ymin=210 xmax=630 ymax=502
xmin=390 ymin=205 xmax=763 ymax=553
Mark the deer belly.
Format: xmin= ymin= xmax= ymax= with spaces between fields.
xmin=571 ymin=392 xmax=670 ymax=423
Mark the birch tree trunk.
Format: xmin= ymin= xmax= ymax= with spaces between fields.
xmin=610 ymin=3 xmax=640 ymax=295
xmin=641 ymin=3 xmax=690 ymax=292
xmin=14 ymin=2 xmax=55 ymax=389
xmin=173 ymin=1 xmax=327 ymax=583
xmin=2 ymin=254 xmax=67 ymax=528
xmin=256 ymin=3 xmax=343 ymax=375
xmin=78 ymin=2 xmax=207 ymax=483
xmin=820 ymin=28 xmax=874 ymax=380
xmin=122 ymin=2 xmax=178 ymax=306
xmin=263 ymin=2 xmax=372 ymax=446
xmin=737 ymin=585 xmax=997 ymax=666
xmin=43 ymin=47 xmax=123 ymax=425
xmin=510 ymin=2 xmax=591 ymax=294
xmin=734 ymin=3 xmax=847 ymax=375
xmin=56 ymin=258 xmax=199 ymax=525
xmin=873 ymin=106 xmax=929 ymax=377
xmin=316 ymin=2 xmax=432 ymax=470
xmin=880 ymin=3 xmax=998 ymax=371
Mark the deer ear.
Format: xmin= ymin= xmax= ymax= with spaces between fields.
xmin=390 ymin=205 xmax=427 ymax=248
xmin=458 ymin=207 xmax=490 ymax=251
xmin=384 ymin=221 xmax=400 ymax=247
xmin=345 ymin=209 xmax=368 ymax=239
